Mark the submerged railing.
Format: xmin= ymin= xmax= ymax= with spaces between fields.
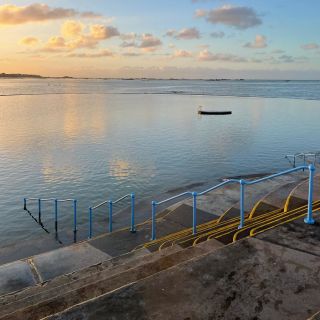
xmin=150 ymin=165 xmax=315 ymax=240
xmin=23 ymin=197 xmax=78 ymax=242
xmin=286 ymin=152 xmax=320 ymax=168
xmin=88 ymin=193 xmax=135 ymax=239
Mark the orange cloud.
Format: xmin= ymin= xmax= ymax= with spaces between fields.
xmin=20 ymin=36 xmax=39 ymax=46
xmin=0 ymin=3 xmax=101 ymax=25
xmin=41 ymin=22 xmax=120 ymax=52
xmin=44 ymin=36 xmax=66 ymax=51
xmin=61 ymin=20 xmax=84 ymax=38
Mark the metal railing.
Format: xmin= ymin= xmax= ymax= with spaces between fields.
xmin=150 ymin=165 xmax=315 ymax=240
xmin=23 ymin=197 xmax=78 ymax=242
xmin=88 ymin=193 xmax=135 ymax=239
xmin=286 ymin=152 xmax=320 ymax=168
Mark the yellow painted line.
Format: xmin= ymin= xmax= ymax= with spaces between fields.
xmin=233 ymin=210 xmax=305 ymax=242
xmin=283 ymin=180 xmax=307 ymax=212
xmin=216 ymin=206 xmax=234 ymax=223
xmin=140 ymin=199 xmax=319 ymax=251
xmin=214 ymin=201 xmax=320 ymax=242
xmin=248 ymin=188 xmax=277 ymax=219
xmin=234 ymin=201 xmax=320 ymax=242
xmin=250 ymin=212 xmax=308 ymax=237
xmin=181 ymin=207 xmax=283 ymax=246
xmin=250 ymin=209 xmax=319 ymax=237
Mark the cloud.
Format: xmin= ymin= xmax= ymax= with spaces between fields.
xmin=139 ymin=33 xmax=162 ymax=51
xmin=210 ymin=31 xmax=225 ymax=38
xmin=244 ymin=35 xmax=267 ymax=49
xmin=166 ymin=27 xmax=201 ymax=40
xmin=67 ymin=49 xmax=113 ymax=58
xmin=173 ymin=50 xmax=193 ymax=58
xmin=198 ymin=49 xmax=247 ymax=62
xmin=271 ymin=49 xmax=285 ymax=54
xmin=90 ymin=25 xmax=120 ymax=39
xmin=20 ymin=36 xmax=39 ymax=46
xmin=194 ymin=9 xmax=207 ymax=18
xmin=277 ymin=54 xmax=296 ymax=63
xmin=41 ymin=22 xmax=120 ymax=52
xmin=301 ymin=43 xmax=319 ymax=50
xmin=120 ymin=33 xmax=137 ymax=41
xmin=61 ymin=20 xmax=85 ymax=38
xmin=118 ymin=33 xmax=162 ymax=52
xmin=122 ymin=52 xmax=142 ymax=57
xmin=197 ymin=5 xmax=262 ymax=29
xmin=0 ymin=3 xmax=101 ymax=25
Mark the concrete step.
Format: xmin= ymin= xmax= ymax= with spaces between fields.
xmin=88 ymin=203 xmax=217 ymax=257
xmin=286 ymin=175 xmax=320 ymax=211
xmin=0 ymin=239 xmax=222 ymax=320
xmin=0 ymin=246 xmax=151 ymax=310
xmin=42 ymin=236 xmax=320 ymax=320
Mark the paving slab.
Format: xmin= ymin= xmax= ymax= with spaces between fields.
xmin=31 ymin=243 xmax=111 ymax=281
xmin=0 ymin=261 xmax=37 ymax=296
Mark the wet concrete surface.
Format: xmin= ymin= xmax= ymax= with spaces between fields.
xmin=31 ymin=243 xmax=111 ymax=281
xmin=0 ymin=261 xmax=36 ymax=296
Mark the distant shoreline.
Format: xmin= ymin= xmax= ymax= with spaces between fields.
xmin=0 ymin=73 xmax=319 ymax=81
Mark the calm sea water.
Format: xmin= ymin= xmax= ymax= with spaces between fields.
xmin=0 ymin=79 xmax=320 ymax=247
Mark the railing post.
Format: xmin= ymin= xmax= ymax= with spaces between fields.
xmin=130 ymin=193 xmax=136 ymax=233
xmin=151 ymin=201 xmax=156 ymax=240
xmin=192 ymin=192 xmax=197 ymax=235
xmin=109 ymin=201 xmax=113 ymax=233
xmin=54 ymin=199 xmax=58 ymax=233
xmin=23 ymin=198 xmax=27 ymax=210
xmin=238 ymin=180 xmax=245 ymax=229
xmin=38 ymin=199 xmax=42 ymax=224
xmin=303 ymin=155 xmax=306 ymax=171
xmin=293 ymin=156 xmax=296 ymax=168
xmin=89 ymin=207 xmax=93 ymax=239
xmin=73 ymin=200 xmax=77 ymax=242
xmin=305 ymin=164 xmax=315 ymax=225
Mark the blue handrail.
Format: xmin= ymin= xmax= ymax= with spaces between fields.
xmin=286 ymin=152 xmax=320 ymax=168
xmin=88 ymin=193 xmax=135 ymax=239
xmin=23 ymin=197 xmax=78 ymax=242
xmin=150 ymin=165 xmax=315 ymax=240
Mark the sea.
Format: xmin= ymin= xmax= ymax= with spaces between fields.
xmin=0 ymin=79 xmax=320 ymax=248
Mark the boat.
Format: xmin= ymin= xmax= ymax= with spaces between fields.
xmin=198 ymin=106 xmax=232 ymax=115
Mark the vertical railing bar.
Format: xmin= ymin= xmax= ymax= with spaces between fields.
xmin=73 ymin=199 xmax=77 ymax=243
xmin=54 ymin=199 xmax=58 ymax=234
xmin=239 ymin=180 xmax=245 ymax=229
xmin=89 ymin=207 xmax=93 ymax=239
xmin=152 ymin=201 xmax=156 ymax=240
xmin=192 ymin=192 xmax=197 ymax=235
xmin=109 ymin=201 xmax=113 ymax=233
xmin=38 ymin=198 xmax=42 ymax=225
xmin=305 ymin=164 xmax=315 ymax=225
xmin=131 ymin=193 xmax=136 ymax=233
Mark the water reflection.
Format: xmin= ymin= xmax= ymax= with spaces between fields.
xmin=0 ymin=89 xmax=320 ymax=247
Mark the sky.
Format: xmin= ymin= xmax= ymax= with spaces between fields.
xmin=0 ymin=0 xmax=319 ymax=79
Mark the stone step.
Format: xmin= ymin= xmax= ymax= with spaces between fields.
xmin=0 ymin=239 xmax=222 ymax=320
xmin=0 ymin=246 xmax=151 ymax=310
xmin=43 ymin=237 xmax=320 ymax=320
